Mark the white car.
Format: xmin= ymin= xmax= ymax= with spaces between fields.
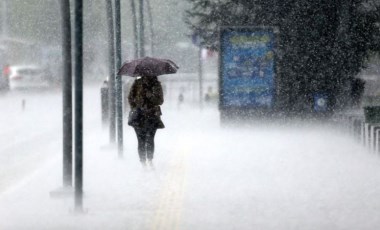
xmin=8 ymin=65 xmax=51 ymax=90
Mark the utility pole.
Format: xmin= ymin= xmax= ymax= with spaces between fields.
xmin=130 ymin=0 xmax=138 ymax=58
xmin=106 ymin=0 xmax=116 ymax=143
xmin=138 ymin=0 xmax=145 ymax=57
xmin=1 ymin=0 xmax=8 ymax=38
xmin=114 ymin=0 xmax=123 ymax=157
xmin=146 ymin=0 xmax=154 ymax=56
xmin=74 ymin=0 xmax=84 ymax=211
xmin=198 ymin=46 xmax=203 ymax=110
xmin=60 ymin=0 xmax=73 ymax=188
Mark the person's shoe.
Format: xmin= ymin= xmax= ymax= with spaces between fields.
xmin=141 ymin=160 xmax=147 ymax=168
xmin=147 ymin=160 xmax=155 ymax=170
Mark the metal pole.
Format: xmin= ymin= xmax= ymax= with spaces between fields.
xmin=130 ymin=0 xmax=138 ymax=58
xmin=74 ymin=0 xmax=83 ymax=210
xmin=1 ymin=0 xmax=8 ymax=38
xmin=106 ymin=0 xmax=116 ymax=143
xmin=146 ymin=0 xmax=154 ymax=56
xmin=114 ymin=0 xmax=123 ymax=157
xmin=198 ymin=46 xmax=203 ymax=110
xmin=60 ymin=0 xmax=73 ymax=188
xmin=139 ymin=0 xmax=145 ymax=57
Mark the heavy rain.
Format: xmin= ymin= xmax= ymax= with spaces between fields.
xmin=0 ymin=0 xmax=379 ymax=229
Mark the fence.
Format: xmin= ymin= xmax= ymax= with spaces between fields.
xmin=333 ymin=110 xmax=380 ymax=153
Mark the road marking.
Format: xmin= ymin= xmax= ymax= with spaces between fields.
xmin=151 ymin=140 xmax=190 ymax=230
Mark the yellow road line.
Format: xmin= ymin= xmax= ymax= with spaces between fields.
xmin=151 ymin=140 xmax=190 ymax=230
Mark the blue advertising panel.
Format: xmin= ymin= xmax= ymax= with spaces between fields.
xmin=219 ymin=27 xmax=276 ymax=109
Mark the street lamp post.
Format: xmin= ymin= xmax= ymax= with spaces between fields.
xmin=146 ymin=0 xmax=154 ymax=56
xmin=60 ymin=0 xmax=73 ymax=188
xmin=74 ymin=0 xmax=84 ymax=211
xmin=1 ymin=0 xmax=8 ymax=38
xmin=198 ymin=46 xmax=203 ymax=110
xmin=138 ymin=0 xmax=145 ymax=57
xmin=114 ymin=0 xmax=123 ymax=157
xmin=106 ymin=0 xmax=116 ymax=143
xmin=130 ymin=0 xmax=138 ymax=59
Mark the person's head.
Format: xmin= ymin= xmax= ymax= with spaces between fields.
xmin=141 ymin=75 xmax=158 ymax=83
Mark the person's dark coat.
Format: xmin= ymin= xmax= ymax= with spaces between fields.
xmin=128 ymin=76 xmax=165 ymax=129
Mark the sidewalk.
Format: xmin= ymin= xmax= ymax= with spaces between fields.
xmin=1 ymin=106 xmax=380 ymax=230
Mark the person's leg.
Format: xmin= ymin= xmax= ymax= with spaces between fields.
xmin=146 ymin=129 xmax=157 ymax=161
xmin=134 ymin=128 xmax=147 ymax=163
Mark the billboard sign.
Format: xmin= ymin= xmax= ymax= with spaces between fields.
xmin=219 ymin=27 xmax=277 ymax=109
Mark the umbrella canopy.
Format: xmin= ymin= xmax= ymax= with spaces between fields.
xmin=117 ymin=56 xmax=179 ymax=77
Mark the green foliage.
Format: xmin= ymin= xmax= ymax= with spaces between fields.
xmin=186 ymin=0 xmax=380 ymax=113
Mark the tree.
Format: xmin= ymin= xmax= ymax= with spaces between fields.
xmin=185 ymin=0 xmax=380 ymax=114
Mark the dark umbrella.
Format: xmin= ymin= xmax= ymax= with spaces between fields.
xmin=117 ymin=56 xmax=179 ymax=77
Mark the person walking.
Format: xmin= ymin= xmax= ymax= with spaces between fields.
xmin=117 ymin=56 xmax=178 ymax=167
xmin=128 ymin=75 xmax=165 ymax=167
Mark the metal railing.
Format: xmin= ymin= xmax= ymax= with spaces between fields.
xmin=333 ymin=111 xmax=380 ymax=154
